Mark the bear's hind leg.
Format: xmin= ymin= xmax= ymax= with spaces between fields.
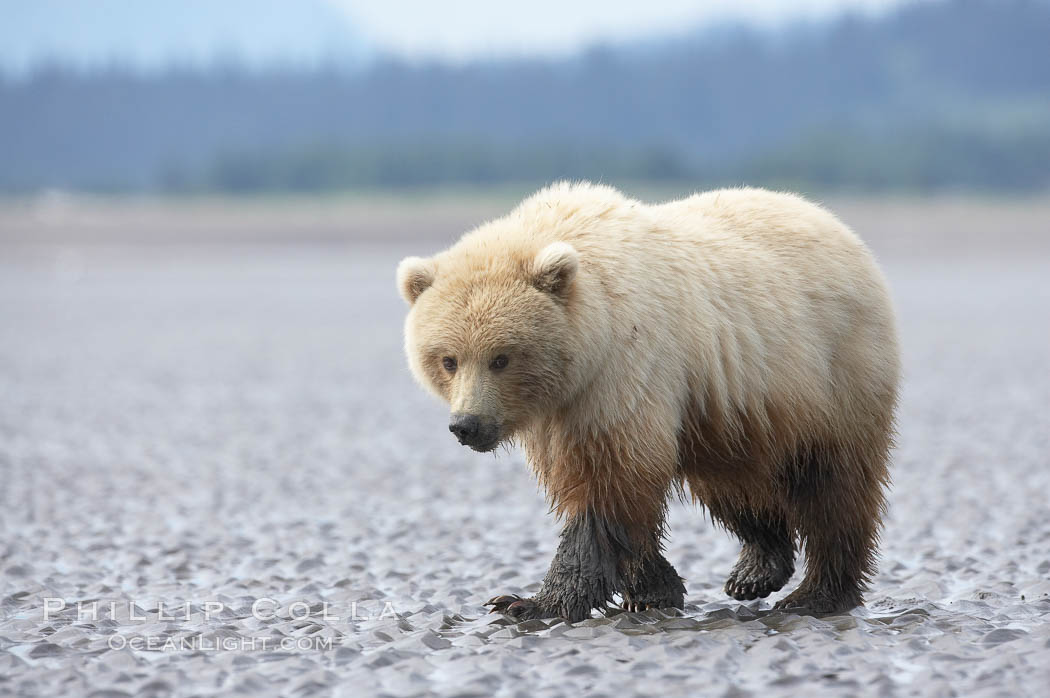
xmin=774 ymin=445 xmax=887 ymax=614
xmin=720 ymin=509 xmax=795 ymax=602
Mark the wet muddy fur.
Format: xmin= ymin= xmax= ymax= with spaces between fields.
xmin=486 ymin=511 xmax=687 ymax=620
xmin=488 ymin=435 xmax=890 ymax=622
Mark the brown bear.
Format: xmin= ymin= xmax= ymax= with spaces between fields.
xmin=397 ymin=182 xmax=899 ymax=621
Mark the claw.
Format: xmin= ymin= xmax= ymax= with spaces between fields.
xmin=486 ymin=594 xmax=517 ymax=604
xmin=485 ymin=594 xmax=521 ymax=613
xmin=485 ymin=594 xmax=544 ymax=619
xmin=485 ymin=594 xmax=532 ymax=616
xmin=507 ymin=600 xmax=530 ymax=615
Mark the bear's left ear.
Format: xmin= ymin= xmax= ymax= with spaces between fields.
xmin=397 ymin=256 xmax=436 ymax=304
xmin=532 ymin=242 xmax=578 ymax=297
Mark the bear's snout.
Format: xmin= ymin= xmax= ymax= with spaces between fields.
xmin=449 ymin=413 xmax=500 ymax=452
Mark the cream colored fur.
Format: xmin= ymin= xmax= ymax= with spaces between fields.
xmin=399 ymin=181 xmax=899 ymax=529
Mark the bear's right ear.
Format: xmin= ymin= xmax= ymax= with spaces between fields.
xmin=397 ymin=256 xmax=436 ymax=304
xmin=531 ymin=242 xmax=579 ymax=298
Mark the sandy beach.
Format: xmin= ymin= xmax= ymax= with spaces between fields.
xmin=1 ymin=195 xmax=1048 ymax=696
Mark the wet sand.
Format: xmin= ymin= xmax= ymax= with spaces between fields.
xmin=1 ymin=195 xmax=1048 ymax=696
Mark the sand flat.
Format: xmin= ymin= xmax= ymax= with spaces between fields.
xmin=0 ymin=196 xmax=1048 ymax=696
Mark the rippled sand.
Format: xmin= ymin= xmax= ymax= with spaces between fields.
xmin=1 ymin=197 xmax=1048 ymax=696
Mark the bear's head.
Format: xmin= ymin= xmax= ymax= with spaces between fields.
xmin=397 ymin=241 xmax=580 ymax=452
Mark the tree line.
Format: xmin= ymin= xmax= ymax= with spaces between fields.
xmin=1 ymin=0 xmax=1048 ymax=193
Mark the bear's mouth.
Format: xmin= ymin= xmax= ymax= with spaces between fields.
xmin=463 ymin=433 xmax=501 ymax=453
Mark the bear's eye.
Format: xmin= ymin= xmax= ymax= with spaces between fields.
xmin=489 ymin=354 xmax=509 ymax=371
xmin=441 ymin=356 xmax=457 ymax=373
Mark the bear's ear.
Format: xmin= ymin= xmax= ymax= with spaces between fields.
xmin=397 ymin=256 xmax=436 ymax=304
xmin=531 ymin=242 xmax=579 ymax=297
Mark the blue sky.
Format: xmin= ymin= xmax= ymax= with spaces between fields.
xmin=331 ymin=0 xmax=913 ymax=61
xmin=1 ymin=0 xmax=915 ymax=72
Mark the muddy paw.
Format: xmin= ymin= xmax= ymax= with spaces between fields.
xmin=484 ymin=594 xmax=547 ymax=620
xmin=620 ymin=590 xmax=684 ymax=613
xmin=772 ymin=588 xmax=859 ymax=615
xmin=724 ymin=552 xmax=793 ymax=601
xmin=620 ymin=598 xmax=651 ymax=613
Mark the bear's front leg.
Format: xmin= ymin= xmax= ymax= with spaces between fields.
xmin=488 ymin=416 xmax=684 ymax=621
xmin=486 ymin=510 xmax=632 ymax=622
xmin=620 ymin=549 xmax=686 ymax=613
xmin=486 ymin=510 xmax=686 ymax=621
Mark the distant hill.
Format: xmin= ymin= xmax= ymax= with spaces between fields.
xmin=1 ymin=0 xmax=1048 ymax=193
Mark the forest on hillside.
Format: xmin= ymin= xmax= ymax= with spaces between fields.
xmin=1 ymin=0 xmax=1048 ymax=193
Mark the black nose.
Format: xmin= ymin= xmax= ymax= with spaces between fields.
xmin=449 ymin=414 xmax=481 ymax=444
